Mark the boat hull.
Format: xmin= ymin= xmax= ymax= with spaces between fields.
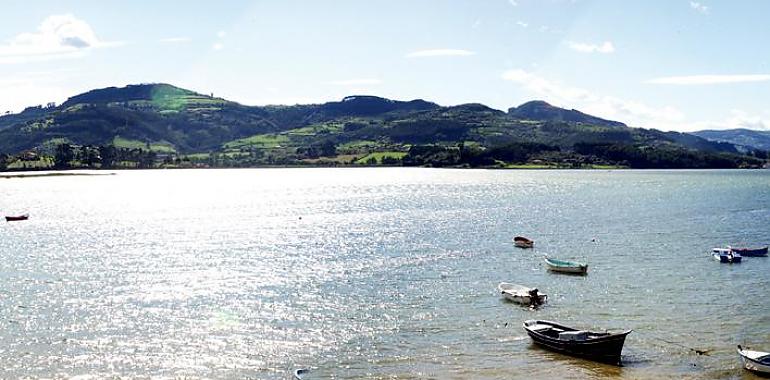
xmin=731 ymin=247 xmax=768 ymax=257
xmin=498 ymin=283 xmax=547 ymax=306
xmin=513 ymin=236 xmax=534 ymax=249
xmin=545 ymin=258 xmax=588 ymax=274
xmin=738 ymin=346 xmax=770 ymax=375
xmin=524 ymin=320 xmax=630 ymax=365
xmin=501 ymin=292 xmax=547 ymax=305
xmin=713 ymin=253 xmax=741 ymax=263
xmin=5 ymin=215 xmax=28 ymax=222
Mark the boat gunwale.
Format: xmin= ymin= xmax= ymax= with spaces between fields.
xmin=738 ymin=346 xmax=770 ymax=364
xmin=544 ymin=257 xmax=587 ymax=268
xmin=523 ymin=320 xmax=631 ymax=365
xmin=523 ymin=320 xmax=632 ymax=344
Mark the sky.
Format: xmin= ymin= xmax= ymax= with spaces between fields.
xmin=1 ymin=0 xmax=769 ymax=132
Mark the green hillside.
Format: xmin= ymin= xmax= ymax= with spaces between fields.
xmin=0 ymin=83 xmax=764 ymax=170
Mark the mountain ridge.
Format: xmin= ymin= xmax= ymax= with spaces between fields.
xmin=508 ymin=100 xmax=627 ymax=128
xmin=692 ymin=128 xmax=770 ymax=152
xmin=0 ymin=83 xmax=764 ymax=170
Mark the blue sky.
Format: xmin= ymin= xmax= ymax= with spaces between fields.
xmin=1 ymin=0 xmax=769 ymax=131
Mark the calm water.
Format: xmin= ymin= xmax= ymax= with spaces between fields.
xmin=1 ymin=168 xmax=769 ymax=379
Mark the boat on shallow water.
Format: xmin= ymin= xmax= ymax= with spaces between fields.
xmin=498 ymin=282 xmax=547 ymax=306
xmin=729 ymin=245 xmax=768 ymax=257
xmin=712 ymin=248 xmax=741 ymax=263
xmin=737 ymin=345 xmax=770 ymax=375
xmin=293 ymin=368 xmax=309 ymax=379
xmin=544 ymin=257 xmax=588 ymax=274
xmin=5 ymin=214 xmax=28 ymax=222
xmin=514 ymin=236 xmax=534 ymax=248
xmin=523 ymin=320 xmax=631 ymax=365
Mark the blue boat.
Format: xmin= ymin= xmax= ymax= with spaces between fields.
xmin=712 ymin=248 xmax=741 ymax=263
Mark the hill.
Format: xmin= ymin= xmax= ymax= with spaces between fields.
xmin=692 ymin=129 xmax=770 ymax=152
xmin=508 ymin=100 xmax=627 ymax=128
xmin=0 ymin=83 xmax=764 ymax=170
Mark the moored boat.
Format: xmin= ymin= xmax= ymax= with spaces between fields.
xmin=498 ymin=282 xmax=547 ymax=306
xmin=737 ymin=345 xmax=770 ymax=375
xmin=5 ymin=214 xmax=29 ymax=222
xmin=514 ymin=236 xmax=534 ymax=248
xmin=729 ymin=245 xmax=768 ymax=257
xmin=712 ymin=248 xmax=741 ymax=263
xmin=294 ymin=368 xmax=310 ymax=379
xmin=523 ymin=320 xmax=631 ymax=365
xmin=545 ymin=257 xmax=588 ymax=274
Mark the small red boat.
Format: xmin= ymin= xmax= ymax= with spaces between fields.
xmin=5 ymin=214 xmax=29 ymax=222
xmin=514 ymin=236 xmax=534 ymax=248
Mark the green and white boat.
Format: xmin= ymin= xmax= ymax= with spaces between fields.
xmin=545 ymin=257 xmax=588 ymax=274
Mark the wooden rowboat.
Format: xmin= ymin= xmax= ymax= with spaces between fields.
xmin=545 ymin=257 xmax=588 ymax=274
xmin=5 ymin=214 xmax=29 ymax=222
xmin=737 ymin=345 xmax=770 ymax=375
xmin=498 ymin=282 xmax=547 ymax=306
xmin=513 ymin=236 xmax=534 ymax=248
xmin=523 ymin=320 xmax=631 ymax=365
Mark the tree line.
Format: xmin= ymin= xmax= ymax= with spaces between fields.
xmin=401 ymin=142 xmax=766 ymax=169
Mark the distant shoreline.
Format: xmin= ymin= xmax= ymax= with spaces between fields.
xmin=1 ymin=165 xmax=764 ymax=178
xmin=0 ymin=171 xmax=116 ymax=179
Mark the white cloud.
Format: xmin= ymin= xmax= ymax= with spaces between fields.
xmin=0 ymin=70 xmax=76 ymax=113
xmin=682 ymin=110 xmax=770 ymax=132
xmin=516 ymin=21 xmax=529 ymax=28
xmin=159 ymin=37 xmax=190 ymax=43
xmin=647 ymin=74 xmax=770 ymax=85
xmin=568 ymin=41 xmax=615 ymax=54
xmin=0 ymin=14 xmax=115 ymax=64
xmin=501 ymin=69 xmax=770 ymax=132
xmin=501 ymin=69 xmax=684 ymax=128
xmin=690 ymin=1 xmax=709 ymax=14
xmin=508 ymin=0 xmax=518 ymax=6
xmin=241 ymin=95 xmax=330 ymax=106
xmin=211 ymin=30 xmax=226 ymax=51
xmin=722 ymin=110 xmax=770 ymax=130
xmin=406 ymin=49 xmax=476 ymax=58
xmin=326 ymin=79 xmax=382 ymax=86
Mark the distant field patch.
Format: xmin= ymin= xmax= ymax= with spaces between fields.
xmin=355 ymin=151 xmax=407 ymax=164
xmin=300 ymin=154 xmax=358 ymax=164
xmin=338 ymin=140 xmax=378 ymax=150
xmin=224 ymin=134 xmax=290 ymax=149
xmin=6 ymin=157 xmax=54 ymax=169
xmin=504 ymin=163 xmax=555 ymax=169
xmin=585 ymin=164 xmax=627 ymax=169
xmin=112 ymin=137 xmax=176 ymax=152
xmin=184 ymin=153 xmax=210 ymax=160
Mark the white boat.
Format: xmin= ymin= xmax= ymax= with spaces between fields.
xmin=712 ymin=248 xmax=742 ymax=263
xmin=737 ymin=345 xmax=770 ymax=375
xmin=498 ymin=282 xmax=547 ymax=306
xmin=545 ymin=257 xmax=588 ymax=274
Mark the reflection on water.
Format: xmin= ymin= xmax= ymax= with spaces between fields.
xmin=0 ymin=168 xmax=769 ymax=379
